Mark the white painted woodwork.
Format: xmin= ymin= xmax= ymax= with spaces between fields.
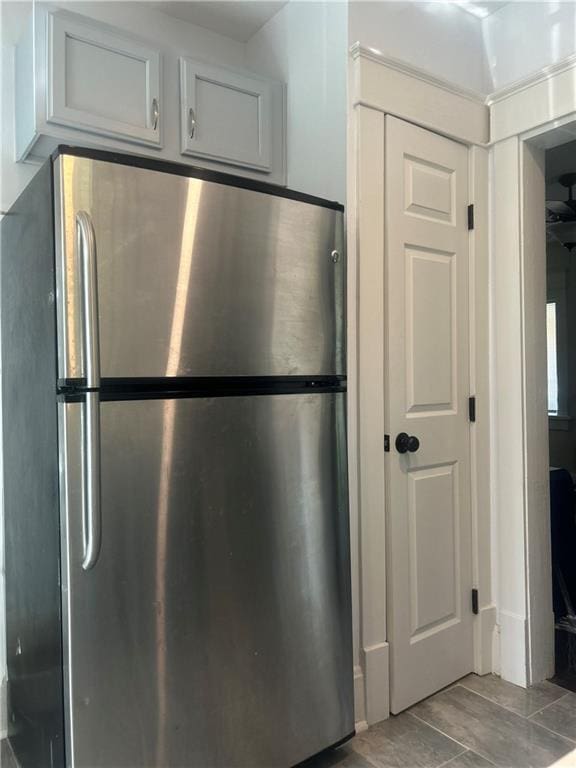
xmin=491 ymin=135 xmax=554 ymax=686
xmin=345 ymin=90 xmax=365 ymax=729
xmin=468 ymin=146 xmax=496 ymax=676
xmin=491 ymin=136 xmax=529 ymax=686
xmin=350 ymin=47 xmax=492 ymax=724
xmin=180 ymin=57 xmax=273 ymax=171
xmin=489 ymin=57 xmax=576 ymax=143
xmin=385 ymin=116 xmax=474 ymax=713
xmin=355 ymin=105 xmax=389 ymax=725
xmin=486 ymin=51 xmax=576 ymax=689
xmin=521 ymin=142 xmax=555 ymax=685
xmin=491 ymin=129 xmax=557 ymax=687
xmin=349 ymin=46 xmax=489 ymax=147
xmin=47 ymin=11 xmax=161 ymax=147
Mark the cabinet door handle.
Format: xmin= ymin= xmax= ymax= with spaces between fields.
xmin=152 ymin=98 xmax=160 ymax=131
xmin=189 ymin=107 xmax=196 ymax=139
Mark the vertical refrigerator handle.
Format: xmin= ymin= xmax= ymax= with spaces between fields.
xmin=82 ymin=391 xmax=101 ymax=570
xmin=76 ymin=211 xmax=100 ymax=388
xmin=76 ymin=211 xmax=101 ymax=570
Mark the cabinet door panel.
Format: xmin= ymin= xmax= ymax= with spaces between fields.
xmin=47 ymin=12 xmax=161 ymax=148
xmin=180 ymin=57 xmax=273 ymax=171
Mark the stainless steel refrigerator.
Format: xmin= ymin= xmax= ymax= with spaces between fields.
xmin=2 ymin=147 xmax=353 ymax=768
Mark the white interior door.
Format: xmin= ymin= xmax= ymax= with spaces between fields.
xmin=385 ymin=115 xmax=474 ymax=714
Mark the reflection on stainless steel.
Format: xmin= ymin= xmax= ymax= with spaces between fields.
xmin=56 ymin=155 xmax=345 ymax=379
xmin=5 ymin=150 xmax=351 ymax=768
xmin=155 ymin=180 xmax=203 ymax=760
xmin=1 ymin=163 xmax=65 ymax=766
xmin=60 ymin=394 xmax=352 ymax=767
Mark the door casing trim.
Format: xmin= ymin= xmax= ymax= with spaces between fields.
xmin=350 ymin=44 xmax=576 ymax=723
xmin=348 ymin=48 xmax=493 ymax=725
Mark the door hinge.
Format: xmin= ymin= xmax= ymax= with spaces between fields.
xmin=467 ymin=204 xmax=475 ymax=231
xmin=472 ymin=588 xmax=479 ymax=615
xmin=384 ymin=434 xmax=390 ymax=453
xmin=469 ymin=396 xmax=476 ymax=423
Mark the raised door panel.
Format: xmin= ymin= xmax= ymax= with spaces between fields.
xmin=406 ymin=245 xmax=455 ymax=413
xmin=408 ymin=463 xmax=460 ymax=639
xmin=180 ymin=57 xmax=273 ymax=171
xmin=47 ymin=12 xmax=162 ymax=147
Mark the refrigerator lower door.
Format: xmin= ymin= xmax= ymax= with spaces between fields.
xmin=59 ymin=393 xmax=353 ymax=768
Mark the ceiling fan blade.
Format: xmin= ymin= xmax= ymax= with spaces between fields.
xmin=547 ymin=200 xmax=576 ymax=222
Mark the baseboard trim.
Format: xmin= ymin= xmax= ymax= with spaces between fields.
xmin=363 ymin=641 xmax=389 ymax=725
xmin=474 ymin=604 xmax=497 ymax=676
xmin=499 ymin=609 xmax=528 ymax=687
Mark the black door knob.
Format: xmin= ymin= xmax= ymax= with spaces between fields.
xmin=395 ymin=432 xmax=420 ymax=454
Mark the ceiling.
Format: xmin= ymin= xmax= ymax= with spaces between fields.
xmin=155 ymin=1 xmax=511 ymax=42
xmin=154 ymin=1 xmax=289 ymax=42
xmin=454 ymin=1 xmax=509 ymax=19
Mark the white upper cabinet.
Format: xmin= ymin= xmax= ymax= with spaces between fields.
xmin=14 ymin=6 xmax=286 ymax=184
xmin=46 ymin=12 xmax=162 ymax=147
xmin=16 ymin=8 xmax=163 ymax=160
xmin=180 ymin=58 xmax=276 ymax=172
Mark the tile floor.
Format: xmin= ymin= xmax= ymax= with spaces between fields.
xmin=2 ymin=675 xmax=576 ymax=767
xmin=304 ymin=674 xmax=576 ymax=768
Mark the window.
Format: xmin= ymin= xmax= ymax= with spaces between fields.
xmin=547 ymin=301 xmax=559 ymax=414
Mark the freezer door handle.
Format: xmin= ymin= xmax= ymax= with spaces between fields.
xmin=77 ymin=210 xmax=101 ymax=569
xmin=82 ymin=391 xmax=101 ymax=570
xmin=76 ymin=211 xmax=100 ymax=388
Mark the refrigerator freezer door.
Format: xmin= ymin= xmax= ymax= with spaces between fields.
xmin=54 ymin=155 xmax=345 ymax=381
xmin=58 ymin=393 xmax=353 ymax=767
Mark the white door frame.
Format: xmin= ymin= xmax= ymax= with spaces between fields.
xmin=490 ymin=61 xmax=576 ymax=685
xmin=349 ymin=43 xmax=576 ymax=728
xmin=348 ymin=45 xmax=494 ymax=727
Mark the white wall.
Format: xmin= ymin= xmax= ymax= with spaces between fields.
xmin=484 ymin=2 xmax=576 ymax=91
xmin=348 ymin=0 xmax=492 ymax=95
xmin=0 ymin=2 xmax=37 ymax=217
xmin=246 ymin=1 xmax=347 ymax=204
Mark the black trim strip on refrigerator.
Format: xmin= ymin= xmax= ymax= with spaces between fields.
xmin=57 ymin=376 xmax=347 ymax=403
xmin=51 ymin=145 xmax=344 ymax=212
